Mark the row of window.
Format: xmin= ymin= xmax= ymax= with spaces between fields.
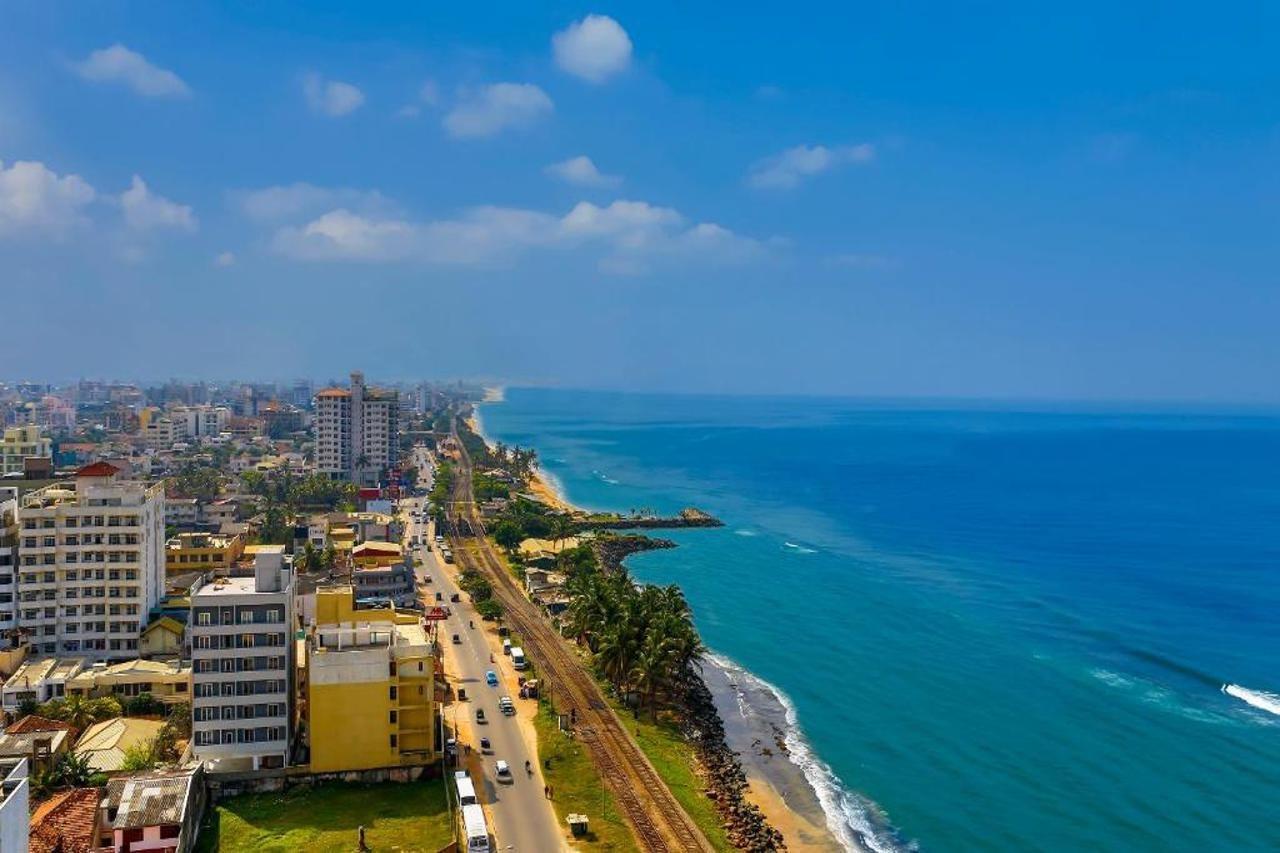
xmin=23 ymin=516 xmax=141 ymax=529
xmin=22 ymin=569 xmax=140 ymax=582
xmin=194 ymin=656 xmax=286 ymax=673
xmin=23 ymin=553 xmax=142 ymax=566
xmin=193 ymin=679 xmax=287 ymax=698
xmin=22 ymin=534 xmax=140 ymax=547
xmin=193 ymin=727 xmax=285 ymax=745
xmin=194 ymin=703 xmax=284 ymax=722
xmin=194 ymin=608 xmax=283 ymax=626
xmin=194 ymin=632 xmax=286 ymax=650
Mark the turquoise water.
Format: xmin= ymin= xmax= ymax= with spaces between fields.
xmin=480 ymin=388 xmax=1280 ymax=852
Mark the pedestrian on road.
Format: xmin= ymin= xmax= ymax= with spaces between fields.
xmin=544 ymin=784 xmax=549 ymax=799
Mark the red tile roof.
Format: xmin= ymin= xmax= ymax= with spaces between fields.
xmin=74 ymin=461 xmax=120 ymax=478
xmin=7 ymin=715 xmax=76 ymax=735
xmin=29 ymin=787 xmax=101 ymax=853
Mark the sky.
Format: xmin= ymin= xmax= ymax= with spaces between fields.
xmin=1 ymin=2 xmax=1278 ymax=402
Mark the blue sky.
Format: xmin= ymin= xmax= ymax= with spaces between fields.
xmin=1 ymin=2 xmax=1277 ymax=401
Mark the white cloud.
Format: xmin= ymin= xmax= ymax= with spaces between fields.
xmin=0 ymin=159 xmax=96 ymax=235
xmin=272 ymin=198 xmax=763 ymax=273
xmin=120 ymin=175 xmax=196 ymax=232
xmin=215 ymin=251 xmax=236 ymax=267
xmin=397 ymin=80 xmax=440 ymax=119
xmin=545 ymin=155 xmax=622 ymax=188
xmin=303 ymin=73 xmax=365 ymax=117
xmin=747 ymin=143 xmax=875 ymax=190
xmin=234 ymin=183 xmax=394 ymax=223
xmin=553 ymin=15 xmax=633 ymax=83
xmin=444 ymin=83 xmax=553 ymax=139
xmin=71 ymin=44 xmax=191 ymax=98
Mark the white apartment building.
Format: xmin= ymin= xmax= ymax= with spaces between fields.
xmin=17 ymin=462 xmax=166 ymax=660
xmin=0 ymin=488 xmax=17 ymax=634
xmin=189 ymin=546 xmax=293 ymax=771
xmin=171 ymin=405 xmax=231 ymax=440
xmin=1 ymin=426 xmax=52 ymax=476
xmin=314 ymin=371 xmax=399 ymax=486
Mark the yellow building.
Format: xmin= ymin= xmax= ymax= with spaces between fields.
xmin=65 ymin=658 xmax=192 ymax=706
xmin=351 ymin=540 xmax=402 ymax=569
xmin=165 ymin=532 xmax=244 ymax=573
xmin=305 ymin=586 xmax=435 ymax=773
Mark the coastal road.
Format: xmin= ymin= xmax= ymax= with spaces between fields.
xmin=403 ymin=449 xmax=565 ymax=852
xmin=442 ymin=423 xmax=715 ymax=853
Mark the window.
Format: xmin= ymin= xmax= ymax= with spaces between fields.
xmin=197 ymin=611 xmax=211 ymax=626
xmin=389 ymin=685 xmax=397 ymax=700
xmin=389 ymin=734 xmax=397 ymax=749
xmin=389 ymin=710 xmax=397 ymax=724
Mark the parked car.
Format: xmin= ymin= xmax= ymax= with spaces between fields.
xmin=495 ymin=760 xmax=512 ymax=783
xmin=485 ymin=670 xmax=498 ymax=686
xmin=498 ymin=696 xmax=514 ymax=716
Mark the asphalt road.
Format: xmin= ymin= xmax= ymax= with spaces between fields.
xmin=404 ymin=446 xmax=564 ymax=852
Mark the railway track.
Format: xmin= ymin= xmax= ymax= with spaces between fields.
xmin=445 ymin=424 xmax=713 ymax=853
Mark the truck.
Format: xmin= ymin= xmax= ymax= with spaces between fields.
xmin=510 ymin=647 xmax=526 ymax=670
xmin=462 ymin=802 xmax=489 ymax=852
xmin=455 ymin=773 xmax=477 ymax=806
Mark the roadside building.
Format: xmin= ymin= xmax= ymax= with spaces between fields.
xmin=0 ymin=426 xmax=52 ymax=477
xmin=351 ymin=540 xmax=402 ymax=569
xmin=17 ymin=463 xmax=166 ymax=659
xmin=351 ymin=563 xmax=415 ymax=607
xmin=165 ymin=532 xmax=244 ymax=575
xmin=0 ymin=719 xmax=71 ymax=772
xmin=189 ymin=546 xmax=293 ymax=771
xmin=305 ymin=585 xmax=434 ymax=772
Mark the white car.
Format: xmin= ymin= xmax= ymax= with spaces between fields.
xmin=495 ymin=760 xmax=513 ymax=783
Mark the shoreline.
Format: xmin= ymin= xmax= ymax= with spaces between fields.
xmin=472 ymin=393 xmax=848 ymax=851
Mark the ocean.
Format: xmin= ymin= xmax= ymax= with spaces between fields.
xmin=478 ymin=388 xmax=1280 ymax=852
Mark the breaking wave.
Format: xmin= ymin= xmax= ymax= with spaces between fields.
xmin=707 ymin=652 xmax=912 ymax=853
xmin=784 ymin=541 xmax=818 ymax=554
xmin=1223 ymin=684 xmax=1280 ymax=717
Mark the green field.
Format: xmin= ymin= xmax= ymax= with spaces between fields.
xmin=533 ymin=699 xmax=639 ymax=852
xmin=195 ymin=780 xmax=454 ymax=853
xmin=605 ymin=697 xmax=735 ymax=852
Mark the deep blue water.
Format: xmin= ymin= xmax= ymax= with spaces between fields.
xmin=480 ymin=388 xmax=1280 ymax=852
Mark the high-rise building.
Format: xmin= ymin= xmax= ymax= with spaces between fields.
xmin=0 ymin=488 xmax=18 ymax=635
xmin=314 ymin=372 xmax=399 ymax=486
xmin=16 ymin=463 xmax=166 ymax=659
xmin=189 ymin=546 xmax=293 ymax=771
xmin=1 ymin=426 xmax=52 ymax=476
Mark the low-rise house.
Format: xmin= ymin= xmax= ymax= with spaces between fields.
xmin=164 ymin=498 xmax=199 ymax=531
xmin=351 ymin=563 xmax=415 ymax=607
xmin=28 ymin=787 xmax=100 ymax=853
xmin=351 ymin=540 xmax=402 ymax=569
xmin=200 ymin=498 xmax=238 ymax=529
xmin=517 ymin=537 xmax=580 ymax=569
xmin=139 ymin=617 xmax=186 ymax=659
xmin=101 ymin=767 xmax=206 ymax=853
xmin=165 ymin=532 xmax=244 ymax=575
xmin=65 ymin=658 xmax=191 ymax=706
xmin=0 ymin=718 xmax=72 ymax=773
xmin=75 ymin=717 xmax=168 ymax=774
xmin=1 ymin=657 xmax=87 ymax=714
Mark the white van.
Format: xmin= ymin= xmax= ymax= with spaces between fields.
xmin=455 ymin=774 xmax=477 ymax=807
xmin=510 ymin=647 xmax=526 ymax=670
xmin=462 ymin=803 xmax=489 ymax=852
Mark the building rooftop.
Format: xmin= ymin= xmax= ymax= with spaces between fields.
xmin=166 ymin=532 xmax=238 ymax=550
xmin=29 ymin=787 xmax=101 ymax=853
xmin=6 ymin=715 xmax=76 ymax=736
xmin=75 ymin=717 xmax=167 ymax=773
xmin=106 ymin=769 xmax=197 ymax=829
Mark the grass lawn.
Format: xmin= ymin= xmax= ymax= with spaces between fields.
xmin=605 ymin=697 xmax=735 ymax=853
xmin=195 ymin=780 xmax=453 ymax=853
xmin=534 ymin=698 xmax=639 ymax=852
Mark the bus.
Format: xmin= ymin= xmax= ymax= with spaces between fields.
xmin=462 ymin=803 xmax=489 ymax=853
xmin=510 ymin=647 xmax=526 ymax=670
xmin=455 ymin=774 xmax=477 ymax=806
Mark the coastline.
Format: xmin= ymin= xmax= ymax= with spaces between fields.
xmin=471 ymin=392 xmax=848 ymax=851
